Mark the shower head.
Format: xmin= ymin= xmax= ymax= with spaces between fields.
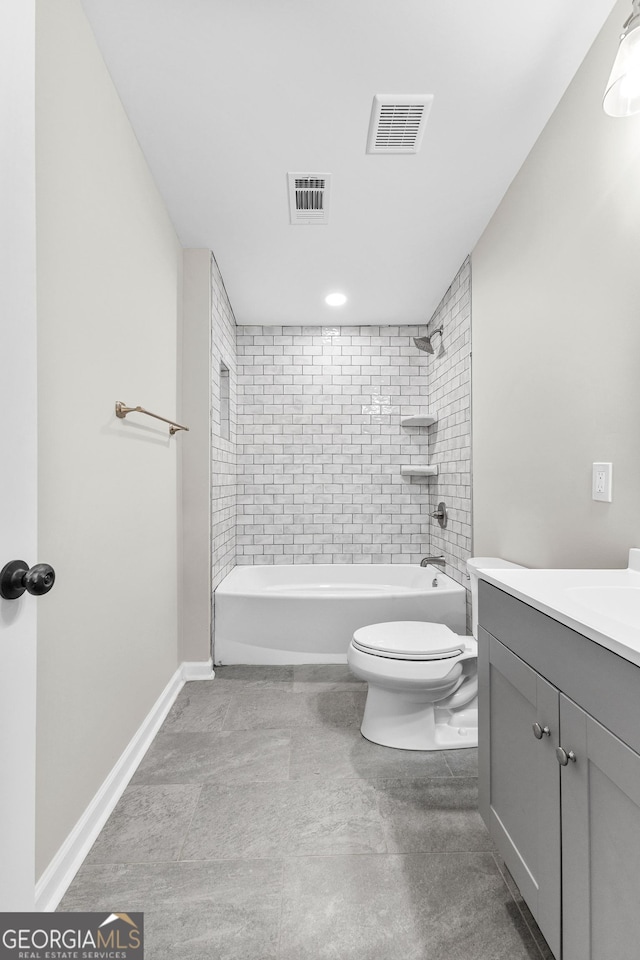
xmin=413 ymin=336 xmax=434 ymax=354
xmin=413 ymin=327 xmax=443 ymax=354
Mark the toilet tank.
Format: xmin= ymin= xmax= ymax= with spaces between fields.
xmin=466 ymin=557 xmax=525 ymax=638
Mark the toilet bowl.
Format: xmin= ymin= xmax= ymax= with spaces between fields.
xmin=347 ymin=557 xmax=523 ymax=751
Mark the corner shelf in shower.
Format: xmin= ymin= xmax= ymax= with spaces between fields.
xmin=400 ymin=465 xmax=438 ymax=477
xmin=401 ymin=413 xmax=437 ymax=427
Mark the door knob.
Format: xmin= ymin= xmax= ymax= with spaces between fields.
xmin=0 ymin=560 xmax=56 ymax=600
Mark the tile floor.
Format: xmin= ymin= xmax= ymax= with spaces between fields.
xmin=61 ymin=665 xmax=553 ymax=959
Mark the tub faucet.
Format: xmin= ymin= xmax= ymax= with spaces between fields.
xmin=420 ymin=556 xmax=446 ymax=568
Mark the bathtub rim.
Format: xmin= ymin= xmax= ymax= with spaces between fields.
xmin=214 ymin=562 xmax=466 ymax=601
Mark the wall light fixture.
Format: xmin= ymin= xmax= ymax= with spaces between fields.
xmin=604 ymin=0 xmax=640 ymax=117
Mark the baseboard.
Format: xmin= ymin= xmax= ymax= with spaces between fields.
xmin=35 ymin=658 xmax=213 ymax=912
xmin=182 ymin=659 xmax=215 ymax=681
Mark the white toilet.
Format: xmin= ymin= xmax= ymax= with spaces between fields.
xmin=347 ymin=557 xmax=523 ymax=751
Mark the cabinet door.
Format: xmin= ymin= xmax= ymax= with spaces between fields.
xmin=560 ymin=695 xmax=640 ymax=960
xmin=478 ymin=629 xmax=561 ymax=958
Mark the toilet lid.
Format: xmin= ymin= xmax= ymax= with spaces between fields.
xmin=352 ymin=621 xmax=464 ymax=660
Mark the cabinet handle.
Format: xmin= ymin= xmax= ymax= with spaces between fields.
xmin=556 ymin=746 xmax=577 ymax=766
xmin=532 ymin=722 xmax=551 ymax=739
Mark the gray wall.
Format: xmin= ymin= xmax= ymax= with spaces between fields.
xmin=181 ymin=250 xmax=239 ymax=663
xmin=472 ymin=0 xmax=640 ymax=569
xmin=180 ymin=250 xmax=212 ymax=663
xmin=36 ymin=0 xmax=182 ymax=879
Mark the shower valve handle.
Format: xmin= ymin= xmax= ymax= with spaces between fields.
xmin=430 ymin=502 xmax=448 ymax=526
xmin=0 ymin=560 xmax=56 ymax=600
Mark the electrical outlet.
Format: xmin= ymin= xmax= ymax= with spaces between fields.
xmin=592 ymin=462 xmax=613 ymax=502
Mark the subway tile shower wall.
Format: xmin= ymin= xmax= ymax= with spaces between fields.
xmin=427 ymin=258 xmax=472 ymax=591
xmin=211 ymin=254 xmax=238 ymax=588
xmin=236 ymin=324 xmax=435 ymax=565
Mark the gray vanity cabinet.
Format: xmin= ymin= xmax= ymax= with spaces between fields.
xmin=478 ymin=629 xmax=561 ymax=958
xmin=478 ymin=581 xmax=640 ymax=960
xmin=559 ymin=695 xmax=640 ymax=960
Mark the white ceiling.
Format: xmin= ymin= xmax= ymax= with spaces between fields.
xmin=81 ymin=0 xmax=617 ymax=325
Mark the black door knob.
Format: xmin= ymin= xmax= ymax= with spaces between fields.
xmin=0 ymin=560 xmax=56 ymax=600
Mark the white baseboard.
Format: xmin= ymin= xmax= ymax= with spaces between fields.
xmin=36 ymin=658 xmax=213 ymax=912
xmin=182 ymin=659 xmax=215 ymax=681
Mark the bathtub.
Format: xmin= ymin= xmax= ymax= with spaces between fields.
xmin=214 ymin=564 xmax=467 ymax=665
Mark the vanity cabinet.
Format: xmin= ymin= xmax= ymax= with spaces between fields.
xmin=478 ymin=582 xmax=640 ymax=960
xmin=558 ymin=695 xmax=640 ymax=960
xmin=479 ymin=632 xmax=561 ymax=957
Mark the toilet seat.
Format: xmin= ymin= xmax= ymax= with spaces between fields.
xmin=352 ymin=621 xmax=464 ymax=661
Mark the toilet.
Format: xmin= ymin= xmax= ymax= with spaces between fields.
xmin=347 ymin=557 xmax=523 ymax=751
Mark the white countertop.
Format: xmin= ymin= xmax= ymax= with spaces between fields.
xmin=478 ymin=552 xmax=640 ymax=668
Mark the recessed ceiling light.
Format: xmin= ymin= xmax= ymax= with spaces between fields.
xmin=325 ymin=293 xmax=347 ymax=307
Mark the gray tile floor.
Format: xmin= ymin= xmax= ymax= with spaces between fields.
xmin=61 ymin=665 xmax=554 ymax=959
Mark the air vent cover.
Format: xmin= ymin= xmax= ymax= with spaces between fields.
xmin=288 ymin=172 xmax=331 ymax=225
xmin=367 ymin=94 xmax=434 ymax=154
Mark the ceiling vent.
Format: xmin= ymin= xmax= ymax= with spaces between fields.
xmin=288 ymin=172 xmax=331 ymax=225
xmin=367 ymin=94 xmax=434 ymax=154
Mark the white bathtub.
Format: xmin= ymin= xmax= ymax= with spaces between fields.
xmin=214 ymin=564 xmax=467 ymax=665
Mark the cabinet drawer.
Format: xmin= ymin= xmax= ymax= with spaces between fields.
xmin=479 ymin=581 xmax=640 ymax=756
